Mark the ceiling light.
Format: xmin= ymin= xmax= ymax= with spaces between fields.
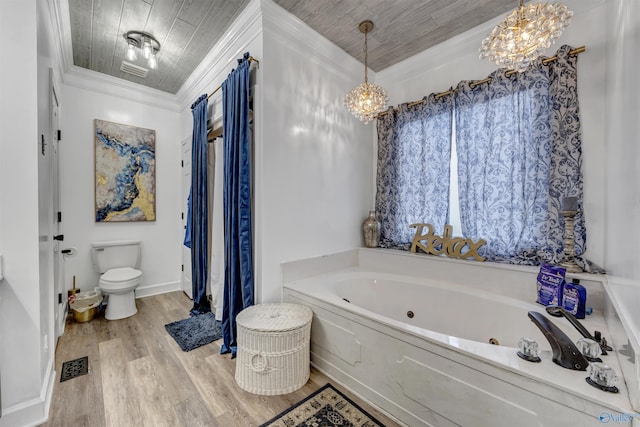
xmin=344 ymin=21 xmax=389 ymax=124
xmin=479 ymin=1 xmax=573 ymax=72
xmin=142 ymin=37 xmax=152 ymax=59
xmin=126 ymin=39 xmax=138 ymax=61
xmin=123 ymin=30 xmax=161 ymax=70
xmin=148 ymin=52 xmax=158 ymax=70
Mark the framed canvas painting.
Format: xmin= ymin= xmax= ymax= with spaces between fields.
xmin=95 ymin=119 xmax=156 ymax=222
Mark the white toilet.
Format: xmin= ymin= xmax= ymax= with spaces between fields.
xmin=91 ymin=240 xmax=142 ymax=320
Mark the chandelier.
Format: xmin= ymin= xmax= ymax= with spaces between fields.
xmin=344 ymin=21 xmax=389 ymax=124
xmin=124 ymin=31 xmax=161 ymax=70
xmin=479 ymin=1 xmax=573 ymax=72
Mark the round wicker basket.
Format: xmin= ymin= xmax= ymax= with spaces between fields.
xmin=235 ymin=303 xmax=313 ymax=395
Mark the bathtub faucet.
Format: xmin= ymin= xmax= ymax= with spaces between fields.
xmin=545 ymin=305 xmax=611 ymax=355
xmin=527 ymin=311 xmax=589 ymax=371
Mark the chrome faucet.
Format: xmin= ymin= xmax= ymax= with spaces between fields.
xmin=528 ymin=311 xmax=590 ymax=370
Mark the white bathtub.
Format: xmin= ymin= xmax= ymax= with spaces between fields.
xmin=283 ymin=262 xmax=635 ymax=427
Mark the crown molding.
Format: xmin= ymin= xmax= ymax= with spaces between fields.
xmin=175 ymin=0 xmax=262 ymax=111
xmin=63 ymin=65 xmax=180 ymax=112
xmin=50 ymin=0 xmax=179 ymax=111
xmin=378 ymin=0 xmax=607 ymax=86
xmin=48 ymin=0 xmax=73 ymax=81
xmin=261 ymin=0 xmax=367 ymax=82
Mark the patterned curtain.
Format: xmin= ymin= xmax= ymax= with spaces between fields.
xmin=376 ymin=94 xmax=453 ymax=248
xmin=455 ymin=45 xmax=585 ymax=264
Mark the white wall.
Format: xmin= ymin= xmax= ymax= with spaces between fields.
xmin=60 ymin=84 xmax=182 ymax=296
xmin=377 ymin=0 xmax=608 ymax=268
xmin=0 ymin=0 xmax=53 ymax=425
xmin=258 ymin=0 xmax=375 ymax=303
xmin=605 ymin=0 xmax=640 ymax=282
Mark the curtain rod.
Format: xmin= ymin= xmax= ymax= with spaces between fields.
xmin=378 ymin=46 xmax=585 ymax=117
xmin=207 ymin=56 xmax=260 ymax=100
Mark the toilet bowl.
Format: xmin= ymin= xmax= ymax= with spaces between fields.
xmin=91 ymin=240 xmax=142 ymax=320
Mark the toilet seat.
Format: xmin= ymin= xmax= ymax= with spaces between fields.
xmin=100 ymin=267 xmax=142 ymax=290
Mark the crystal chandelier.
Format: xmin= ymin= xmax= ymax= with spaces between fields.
xmin=479 ymin=1 xmax=573 ymax=72
xmin=345 ymin=21 xmax=389 ymax=124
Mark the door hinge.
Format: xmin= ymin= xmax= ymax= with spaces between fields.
xmin=58 ymin=293 xmax=63 ymax=304
xmin=181 ymin=212 xmax=184 ymax=220
xmin=57 ymin=130 xmax=61 ymax=141
xmin=181 ymin=264 xmax=184 ymax=272
xmin=57 ymin=211 xmax=62 ymax=223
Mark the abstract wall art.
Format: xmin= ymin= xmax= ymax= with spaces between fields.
xmin=95 ymin=119 xmax=156 ymax=222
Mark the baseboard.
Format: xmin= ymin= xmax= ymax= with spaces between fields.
xmin=0 ymin=359 xmax=55 ymax=427
xmin=135 ymin=281 xmax=181 ymax=298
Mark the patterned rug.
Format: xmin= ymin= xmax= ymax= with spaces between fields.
xmin=60 ymin=356 xmax=89 ymax=382
xmin=259 ymin=383 xmax=386 ymax=427
xmin=164 ymin=312 xmax=222 ymax=352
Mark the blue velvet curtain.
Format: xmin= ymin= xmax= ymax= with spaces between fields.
xmin=188 ymin=94 xmax=211 ymax=315
xmin=375 ymin=94 xmax=453 ymax=249
xmin=220 ymin=53 xmax=254 ymax=357
xmin=455 ymin=45 xmax=585 ymax=264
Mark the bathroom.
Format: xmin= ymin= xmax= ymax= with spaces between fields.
xmin=0 ymin=0 xmax=638 ymax=425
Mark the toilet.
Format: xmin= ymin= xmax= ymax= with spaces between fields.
xmin=91 ymin=240 xmax=142 ymax=320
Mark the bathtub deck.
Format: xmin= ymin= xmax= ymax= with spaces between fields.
xmin=42 ymin=291 xmax=401 ymax=427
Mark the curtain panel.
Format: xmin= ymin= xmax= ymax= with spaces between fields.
xmin=220 ymin=53 xmax=254 ymax=358
xmin=455 ymin=45 xmax=585 ymax=264
xmin=375 ymin=94 xmax=453 ymax=248
xmin=189 ymin=94 xmax=211 ymax=315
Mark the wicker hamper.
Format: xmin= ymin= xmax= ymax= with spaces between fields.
xmin=235 ymin=303 xmax=313 ymax=395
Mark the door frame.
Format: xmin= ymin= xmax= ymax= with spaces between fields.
xmin=50 ymin=69 xmax=65 ymax=339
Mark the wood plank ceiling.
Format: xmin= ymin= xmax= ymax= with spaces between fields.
xmin=68 ymin=0 xmax=251 ymax=94
xmin=273 ymin=0 xmax=517 ymax=72
xmin=67 ymin=0 xmax=517 ymax=94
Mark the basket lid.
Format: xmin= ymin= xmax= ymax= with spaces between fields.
xmin=236 ymin=303 xmax=312 ymax=332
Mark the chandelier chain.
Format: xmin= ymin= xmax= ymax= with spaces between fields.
xmin=364 ymin=29 xmax=368 ymax=83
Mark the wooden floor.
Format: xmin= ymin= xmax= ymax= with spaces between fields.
xmin=42 ymin=292 xmax=400 ymax=427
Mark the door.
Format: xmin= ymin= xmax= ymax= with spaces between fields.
xmin=51 ymin=76 xmax=65 ymax=338
xmin=181 ymin=137 xmax=192 ymax=298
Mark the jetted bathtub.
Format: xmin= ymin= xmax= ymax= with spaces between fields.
xmin=283 ymin=267 xmax=634 ymax=426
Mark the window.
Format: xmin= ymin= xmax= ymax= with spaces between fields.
xmin=376 ymin=46 xmax=585 ymax=265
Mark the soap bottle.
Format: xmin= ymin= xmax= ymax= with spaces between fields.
xmin=562 ymin=278 xmax=587 ymax=319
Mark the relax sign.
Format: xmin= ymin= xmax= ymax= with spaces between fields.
xmin=409 ymin=223 xmax=486 ymax=261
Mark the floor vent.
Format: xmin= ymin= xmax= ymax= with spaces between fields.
xmin=60 ymin=356 xmax=89 ymax=382
xmin=120 ymin=61 xmax=148 ymax=78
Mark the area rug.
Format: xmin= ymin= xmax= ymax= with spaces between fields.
xmin=60 ymin=356 xmax=89 ymax=382
xmin=164 ymin=312 xmax=222 ymax=352
xmin=259 ymin=383 xmax=386 ymax=427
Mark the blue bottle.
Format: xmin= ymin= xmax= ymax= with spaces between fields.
xmin=563 ymin=278 xmax=587 ymax=319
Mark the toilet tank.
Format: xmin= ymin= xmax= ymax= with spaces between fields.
xmin=91 ymin=240 xmax=141 ymax=273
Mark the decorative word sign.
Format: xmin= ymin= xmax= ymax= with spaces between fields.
xmin=410 ymin=223 xmax=486 ymax=261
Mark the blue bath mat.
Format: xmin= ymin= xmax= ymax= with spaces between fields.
xmin=164 ymin=312 xmax=222 ymax=352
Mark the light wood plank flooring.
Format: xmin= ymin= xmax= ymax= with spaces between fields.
xmin=42 ymin=292 xmax=400 ymax=427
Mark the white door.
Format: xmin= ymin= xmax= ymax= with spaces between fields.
xmin=181 ymin=137 xmax=192 ymax=298
xmin=51 ymin=77 xmax=65 ymax=338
